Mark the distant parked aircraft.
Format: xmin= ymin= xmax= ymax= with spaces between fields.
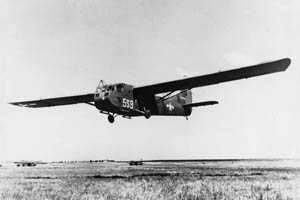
xmin=10 ymin=58 xmax=291 ymax=123
xmin=129 ymin=160 xmax=143 ymax=166
xmin=15 ymin=161 xmax=37 ymax=167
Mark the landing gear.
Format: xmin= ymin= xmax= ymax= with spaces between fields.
xmin=144 ymin=109 xmax=151 ymax=119
xmin=108 ymin=114 xmax=115 ymax=123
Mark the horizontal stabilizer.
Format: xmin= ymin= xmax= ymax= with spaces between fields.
xmin=182 ymin=101 xmax=218 ymax=108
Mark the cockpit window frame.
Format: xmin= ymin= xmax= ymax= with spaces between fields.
xmin=116 ymin=83 xmax=124 ymax=92
xmin=108 ymin=85 xmax=114 ymax=91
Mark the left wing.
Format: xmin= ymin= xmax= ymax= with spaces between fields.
xmin=133 ymin=58 xmax=291 ymax=97
xmin=10 ymin=94 xmax=94 ymax=108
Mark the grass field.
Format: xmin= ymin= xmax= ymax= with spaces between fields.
xmin=0 ymin=160 xmax=300 ymax=199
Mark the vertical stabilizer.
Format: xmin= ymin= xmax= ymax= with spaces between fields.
xmin=178 ymin=89 xmax=192 ymax=104
xmin=178 ymin=89 xmax=192 ymax=116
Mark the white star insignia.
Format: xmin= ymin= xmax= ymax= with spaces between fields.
xmin=166 ymin=103 xmax=174 ymax=111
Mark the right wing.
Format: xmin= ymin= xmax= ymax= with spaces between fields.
xmin=133 ymin=58 xmax=291 ymax=96
xmin=10 ymin=94 xmax=94 ymax=108
xmin=133 ymin=58 xmax=290 ymax=111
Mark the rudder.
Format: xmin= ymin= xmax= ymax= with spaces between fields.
xmin=178 ymin=89 xmax=192 ymax=116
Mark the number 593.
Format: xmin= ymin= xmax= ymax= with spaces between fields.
xmin=122 ymin=98 xmax=134 ymax=109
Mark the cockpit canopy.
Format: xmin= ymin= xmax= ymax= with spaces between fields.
xmin=95 ymin=80 xmax=125 ymax=97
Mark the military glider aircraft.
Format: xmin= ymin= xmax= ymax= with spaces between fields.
xmin=10 ymin=58 xmax=291 ymax=123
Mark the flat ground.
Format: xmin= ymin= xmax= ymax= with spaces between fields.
xmin=0 ymin=160 xmax=300 ymax=200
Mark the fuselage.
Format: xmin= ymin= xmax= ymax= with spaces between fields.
xmin=94 ymin=81 xmax=192 ymax=117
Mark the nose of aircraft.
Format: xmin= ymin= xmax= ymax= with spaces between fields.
xmin=94 ymin=91 xmax=114 ymax=111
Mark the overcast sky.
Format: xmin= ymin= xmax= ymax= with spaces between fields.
xmin=1 ymin=0 xmax=300 ymax=161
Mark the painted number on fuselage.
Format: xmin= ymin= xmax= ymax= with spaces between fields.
xmin=122 ymin=98 xmax=134 ymax=109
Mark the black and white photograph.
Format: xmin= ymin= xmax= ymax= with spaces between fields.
xmin=1 ymin=0 xmax=300 ymax=199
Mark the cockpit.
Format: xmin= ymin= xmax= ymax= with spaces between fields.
xmin=94 ymin=80 xmax=125 ymax=99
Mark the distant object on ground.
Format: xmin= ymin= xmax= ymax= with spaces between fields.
xmin=15 ymin=161 xmax=37 ymax=167
xmin=129 ymin=161 xmax=143 ymax=166
xmin=103 ymin=160 xmax=115 ymax=163
xmin=90 ymin=160 xmax=104 ymax=163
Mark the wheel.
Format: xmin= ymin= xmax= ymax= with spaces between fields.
xmin=108 ymin=115 xmax=115 ymax=123
xmin=144 ymin=109 xmax=151 ymax=119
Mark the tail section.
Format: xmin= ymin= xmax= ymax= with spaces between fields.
xmin=178 ymin=89 xmax=192 ymax=104
xmin=178 ymin=89 xmax=218 ymax=116
xmin=177 ymin=89 xmax=193 ymax=116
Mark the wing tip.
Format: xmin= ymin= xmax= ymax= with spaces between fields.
xmin=271 ymin=57 xmax=291 ymax=72
xmin=9 ymin=102 xmax=28 ymax=107
xmin=281 ymin=57 xmax=291 ymax=71
xmin=258 ymin=57 xmax=291 ymax=74
xmin=9 ymin=102 xmax=39 ymax=107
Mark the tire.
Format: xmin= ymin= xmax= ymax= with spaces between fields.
xmin=145 ymin=110 xmax=151 ymax=119
xmin=108 ymin=115 xmax=115 ymax=123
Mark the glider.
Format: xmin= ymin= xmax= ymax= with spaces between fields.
xmin=10 ymin=58 xmax=291 ymax=123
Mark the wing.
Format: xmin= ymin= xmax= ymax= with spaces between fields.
xmin=133 ymin=58 xmax=291 ymax=96
xmin=10 ymin=93 xmax=94 ymax=108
